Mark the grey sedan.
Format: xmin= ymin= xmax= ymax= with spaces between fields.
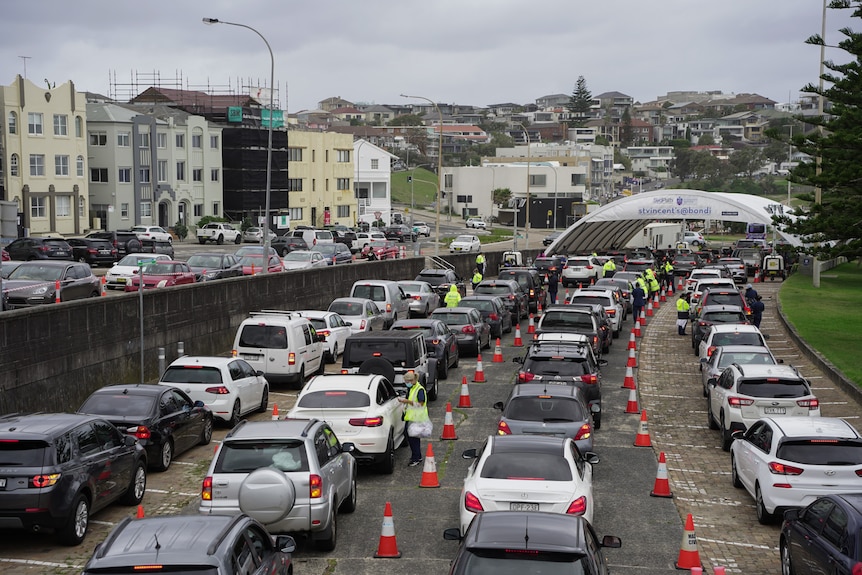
xmin=429 ymin=307 xmax=491 ymax=355
xmin=3 ymin=261 xmax=100 ymax=309
xmin=397 ymin=280 xmax=441 ymax=318
xmin=459 ymin=295 xmax=513 ymax=338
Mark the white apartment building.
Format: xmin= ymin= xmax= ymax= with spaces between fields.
xmin=354 ymin=139 xmax=396 ymax=226
xmin=1 ymin=76 xmax=89 ymax=236
xmin=623 ymin=146 xmax=674 ymax=177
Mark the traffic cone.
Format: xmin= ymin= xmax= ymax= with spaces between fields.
xmin=55 ymin=280 xmax=62 ymax=304
xmin=492 ymin=339 xmax=504 ymax=363
xmin=714 ymin=567 xmax=726 ymax=575
xmin=634 ymin=410 xmax=652 ymax=447
xmin=513 ymin=324 xmax=523 ymax=347
xmin=640 ymin=309 xmax=647 ymax=326
xmin=626 ymin=346 xmax=637 ymax=368
xmin=100 ymin=276 xmax=107 ymax=297
xmin=537 ymin=298 xmax=543 ymax=315
xmin=650 ymin=452 xmax=673 ymax=498
xmin=419 ymin=443 xmax=440 ymax=488
xmin=564 ymin=288 xmax=570 ymax=303
xmin=271 ymin=403 xmax=279 ymax=421
xmin=373 ymin=502 xmax=402 ymax=558
xmin=440 ymin=402 xmax=458 ymax=440
xmin=627 ymin=330 xmax=637 ymax=351
xmin=458 ymin=376 xmax=472 ymax=408
xmin=527 ymin=313 xmax=536 ymax=334
xmin=622 ymin=365 xmax=636 ymax=389
xmin=753 ymin=265 xmax=760 ymax=283
xmin=668 ymin=278 xmax=675 ymax=295
xmin=625 ymin=387 xmax=640 ymax=414
xmin=633 ymin=318 xmax=642 ymax=338
xmin=660 ymin=287 xmax=666 ymax=302
xmin=677 ymin=276 xmax=684 ymax=291
xmin=136 ymin=505 xmax=145 ymax=519
xmin=646 ymin=299 xmax=654 ymax=317
xmin=653 ymin=292 xmax=660 ymax=310
xmin=473 ymin=354 xmax=485 ymax=383
xmin=674 ymin=513 xmax=701 ymax=570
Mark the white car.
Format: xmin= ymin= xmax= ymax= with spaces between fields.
xmin=327 ymin=297 xmax=386 ymax=334
xmin=449 ymin=234 xmax=481 ymax=253
xmin=458 ymin=434 xmax=598 ymax=535
xmin=286 ymin=374 xmax=406 ymax=474
xmin=158 ymin=356 xmax=269 ymax=426
xmin=569 ymin=288 xmax=625 ymax=336
xmin=730 ymin=417 xmax=862 ymax=524
xmin=296 ymin=310 xmax=353 ymax=363
xmin=684 ymin=230 xmax=706 ymax=247
xmin=281 ymin=250 xmax=329 ymax=270
xmin=105 ymin=253 xmax=172 ymax=290
xmin=465 ymin=217 xmax=486 ymax=229
xmin=397 ymin=280 xmax=441 ymax=318
xmin=561 ymin=255 xmax=603 ymax=288
xmin=356 ymin=231 xmax=386 ymax=250
xmin=707 ymin=363 xmax=820 ymax=451
xmin=131 ymin=225 xmax=173 ymax=243
xmin=412 ymin=221 xmax=431 ymax=237
xmin=698 ymin=324 xmax=767 ymax=361
xmin=684 ymin=269 xmax=724 ymax=293
xmin=242 ymin=227 xmax=277 ymax=243
xmin=690 ymin=278 xmax=738 ymax=307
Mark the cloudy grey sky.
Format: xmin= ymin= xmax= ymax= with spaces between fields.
xmin=1 ymin=1 xmax=857 ymax=112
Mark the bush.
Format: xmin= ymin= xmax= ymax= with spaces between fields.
xmin=240 ymin=217 xmax=254 ymax=232
xmin=172 ymin=221 xmax=188 ymax=241
xmin=196 ymin=215 xmax=228 ymax=228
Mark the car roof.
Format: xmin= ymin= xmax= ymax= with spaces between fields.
xmin=490 ymin=434 xmax=566 ymax=454
xmin=714 ymin=345 xmax=772 ymax=355
xmin=391 ymin=318 xmax=442 ymax=328
xmin=88 ymin=384 xmax=169 ymax=397
xmin=512 ymin=383 xmax=587 ymax=400
xmin=700 ymin=305 xmax=745 ymax=313
xmin=225 ymin=418 xmax=321 ymax=440
xmin=533 ymin=333 xmax=590 ymax=344
xmin=731 ymin=364 xmax=801 ymax=379
xmin=347 ymin=331 xmax=422 ymax=341
xmin=528 ymin=342 xmax=592 ymax=358
xmin=331 ymin=296 xmax=375 ymax=306
xmin=431 ymin=307 xmax=475 ymax=315
xmin=0 ymin=413 xmax=103 ymax=437
xmin=167 ymin=356 xmax=234 ymax=368
xmin=303 ymin=374 xmax=381 ymax=392
xmin=463 ymin=510 xmax=586 ymax=552
xmin=709 ymin=324 xmax=761 ymax=334
xmin=768 ymin=416 xmax=860 ymax=439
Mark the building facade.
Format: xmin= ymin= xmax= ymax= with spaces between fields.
xmin=353 ymin=139 xmax=396 ymax=227
xmin=287 ymin=131 xmax=355 ymax=228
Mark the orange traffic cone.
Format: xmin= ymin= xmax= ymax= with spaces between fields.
xmin=640 ymin=309 xmax=647 ymax=326
xmin=513 ymin=324 xmax=523 ymax=347
xmin=271 ymin=403 xmax=279 ymax=421
xmin=100 ymin=276 xmax=107 ymax=297
xmin=537 ymin=299 xmax=543 ymax=315
xmin=646 ymin=299 xmax=654 ymax=317
xmin=55 ymin=280 xmax=62 ymax=304
xmin=653 ymin=292 xmax=660 ymax=310
xmin=627 ymin=330 xmax=637 ymax=351
xmin=626 ymin=346 xmax=637 ymax=368
xmin=564 ymin=288 xmax=570 ymax=303
xmin=373 ymin=502 xmax=402 ymax=558
xmin=136 ymin=505 xmax=145 ymax=519
xmin=674 ymin=513 xmax=701 ymax=570
xmin=633 ymin=318 xmax=642 ymax=338
xmin=622 ymin=365 xmax=636 ymax=389
xmin=492 ymin=339 xmax=504 ymax=363
xmin=458 ymin=376 xmax=472 ymax=408
xmin=419 ymin=443 xmax=440 ymax=488
xmin=668 ymin=277 xmax=675 ymax=295
xmin=473 ymin=354 xmax=485 ymax=383
xmin=677 ymin=276 xmax=684 ymax=291
xmin=527 ymin=313 xmax=536 ymax=334
xmin=714 ymin=567 xmax=727 ymax=575
xmin=634 ymin=410 xmax=652 ymax=447
xmin=753 ymin=266 xmax=760 ymax=283
xmin=650 ymin=452 xmax=673 ymax=498
xmin=440 ymin=402 xmax=458 ymax=440
xmin=625 ymin=387 xmax=640 ymax=414
xmin=660 ymin=287 xmax=666 ymax=302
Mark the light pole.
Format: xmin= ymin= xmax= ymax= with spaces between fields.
xmin=401 ymin=94 xmax=443 ymax=256
xmin=204 ymin=17 xmax=275 ymax=271
xmin=515 ymin=123 xmax=531 ymax=252
xmin=409 ymin=163 xmax=432 ymax=215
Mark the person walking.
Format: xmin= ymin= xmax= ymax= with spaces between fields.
xmin=646 ymin=269 xmax=660 ymax=300
xmin=676 ymin=293 xmax=691 ymax=335
xmin=471 ymin=268 xmax=483 ymax=292
xmin=444 ymin=284 xmax=462 ymax=308
xmin=744 ymin=283 xmax=759 ymax=307
xmin=750 ymin=295 xmax=765 ymax=328
xmin=547 ymin=266 xmax=560 ymax=305
xmin=399 ymin=372 xmax=429 ymax=466
xmin=602 ymin=257 xmax=616 ymax=279
xmin=475 ymin=252 xmax=486 ymax=276
xmin=661 ymin=259 xmax=674 ymax=291
xmin=632 ymin=280 xmax=646 ymax=324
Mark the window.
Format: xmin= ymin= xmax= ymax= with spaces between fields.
xmin=74 ymin=424 xmax=100 ymax=457
xmin=192 ymin=168 xmax=203 ymax=182
xmin=78 ymin=197 xmax=85 ymax=218
xmin=176 ymin=161 xmax=185 ymax=181
xmin=457 ymin=194 xmax=473 ymax=203
xmin=336 ymin=149 xmax=350 ymax=162
xmin=529 ymin=174 xmax=547 ymax=186
xmin=288 ymin=178 xmax=303 ymax=191
xmin=157 ymin=133 xmax=167 ymax=148
xmin=117 ymin=132 xmax=130 ymax=147
xmin=90 ymin=168 xmax=108 ymax=182
xmin=28 ymin=112 xmax=43 ymax=135
xmin=30 ymin=196 xmax=46 ymax=218
xmin=29 ymin=154 xmax=45 ymax=176
xmin=55 ymin=155 xmax=69 ymax=176
xmin=175 ymin=133 xmax=185 ymax=148
xmin=75 ymin=116 xmax=83 ymax=138
xmin=337 ymin=205 xmax=351 ymax=217
xmin=336 ymin=178 xmax=350 ymax=190
xmin=289 ymin=207 xmax=302 ymax=221
xmin=9 ymin=154 xmax=18 ymax=177
xmin=211 ymin=168 xmax=219 ymax=182
xmin=212 ymin=202 xmax=220 ymax=216
xmin=210 ymin=135 xmax=219 ymax=149
xmin=157 ymin=160 xmax=167 ymax=182
xmin=56 ymin=195 xmax=71 ymax=217
xmin=288 ymin=148 xmax=302 ymax=161
xmin=371 ymin=158 xmax=379 ymax=169
xmin=139 ymin=167 xmax=150 ymax=183
xmin=118 ymin=168 xmax=131 ymax=183
xmin=192 ymin=134 xmax=202 ymax=148
xmin=76 ymin=155 xmax=84 ymax=177
xmin=138 ymin=132 xmax=150 ymax=148
xmin=89 ymin=131 xmax=107 ymax=146
xmin=121 ymin=203 xmax=129 ymax=218
xmin=444 ymin=174 xmax=453 ymax=188
xmin=53 ymin=114 xmax=68 ymax=136
xmin=194 ymin=203 xmax=203 ymax=217
xmin=140 ymin=202 xmax=152 ymax=218
xmin=8 ymin=111 xmax=17 ymax=134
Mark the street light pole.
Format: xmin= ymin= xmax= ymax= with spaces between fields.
xmin=401 ymin=94 xmax=443 ymax=256
xmin=515 ymin=123 xmax=530 ymax=252
xmin=203 ymin=17 xmax=275 ymax=272
xmin=409 ymin=163 xmax=431 ymax=216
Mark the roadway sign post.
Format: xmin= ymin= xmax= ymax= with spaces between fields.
xmin=138 ymin=259 xmax=157 ymax=384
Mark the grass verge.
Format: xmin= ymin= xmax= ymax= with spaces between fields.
xmin=778 ymin=262 xmax=862 ymax=386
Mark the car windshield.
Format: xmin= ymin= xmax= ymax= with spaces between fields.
xmin=216 ymin=440 xmax=309 ymax=473
xmin=454 ymin=235 xmax=474 ymax=243
xmin=541 ymin=311 xmax=594 ymax=330
xmin=506 ymin=397 xmax=586 ymax=422
xmin=313 ymin=245 xmax=336 ymax=255
xmin=186 ymin=255 xmax=224 ymax=268
xmin=238 ymin=255 xmax=268 ymax=266
xmin=142 ymin=263 xmax=178 ymax=275
xmin=0 ymin=440 xmax=51 ymax=467
xmin=161 ymin=366 xmax=224 ymax=384
xmin=297 ymin=390 xmax=371 ymax=408
xmin=7 ymin=264 xmax=64 ymax=281
xmin=524 ymin=357 xmax=590 ymax=377
xmin=480 ymin=452 xmax=572 ymax=481
xmin=283 ymin=252 xmax=313 ymax=262
xmin=737 ymin=378 xmax=808 ymax=398
xmin=118 ymin=254 xmax=160 ymax=266
xmin=329 ymin=301 xmax=367 ymax=316
xmin=458 ymin=550 xmax=588 ymax=575
xmin=776 ymin=439 xmax=862 ymax=465
xmin=79 ymin=394 xmax=156 ymax=418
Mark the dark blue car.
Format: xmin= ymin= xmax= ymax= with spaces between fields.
xmin=780 ymin=493 xmax=862 ymax=575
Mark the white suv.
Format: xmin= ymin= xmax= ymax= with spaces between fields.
xmin=698 ymin=324 xmax=767 ymax=361
xmin=683 ymin=230 xmax=706 ymax=247
xmin=568 ymin=288 xmax=624 ymax=337
xmin=466 ymin=217 xmax=486 ymax=229
xmin=562 ymin=256 xmax=603 ymax=288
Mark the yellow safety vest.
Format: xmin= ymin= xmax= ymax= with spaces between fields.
xmin=403 ymin=383 xmax=429 ymax=422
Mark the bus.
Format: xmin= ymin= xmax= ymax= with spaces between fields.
xmin=746 ymin=222 xmax=767 ymax=240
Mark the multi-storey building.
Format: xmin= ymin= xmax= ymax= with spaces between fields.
xmin=286 ymin=131 xmax=355 ymax=228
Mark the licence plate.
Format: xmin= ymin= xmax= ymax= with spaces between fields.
xmin=99 ymin=249 xmax=111 ymax=254
xmin=763 ymin=407 xmax=786 ymax=415
xmin=510 ymin=502 xmax=539 ymax=511
xmin=117 ymin=278 xmax=126 ymax=283
xmin=0 ymin=479 xmax=5 ymax=488
xmin=241 ymin=353 xmax=262 ymax=361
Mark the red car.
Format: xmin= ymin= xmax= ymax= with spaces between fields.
xmin=1 ymin=248 xmax=9 ymax=261
xmin=239 ymin=254 xmax=284 ymax=275
xmin=124 ymin=261 xmax=196 ymax=291
xmin=362 ymin=240 xmax=400 ymax=261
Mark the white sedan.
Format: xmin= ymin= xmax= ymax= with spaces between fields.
xmin=698 ymin=324 xmax=768 ymax=361
xmin=287 ymin=374 xmax=405 ymax=474
xmin=328 ymin=297 xmax=386 ymax=334
xmin=413 ymin=221 xmax=431 ymax=237
xmin=104 ymin=253 xmax=172 ymax=290
xmin=449 ymin=234 xmax=481 ymax=254
xmin=297 ymin=310 xmax=353 ymax=363
xmin=131 ymin=225 xmax=173 ymax=243
xmin=458 ymin=434 xmax=598 ymax=535
xmin=730 ymin=417 xmax=862 ymax=524
xmin=281 ymin=250 xmax=329 ymax=270
xmin=466 ymin=217 xmax=486 ymax=229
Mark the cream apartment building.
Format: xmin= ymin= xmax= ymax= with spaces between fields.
xmin=287 ymin=131 xmax=356 ymax=228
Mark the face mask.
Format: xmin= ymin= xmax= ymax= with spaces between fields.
xmin=405 ymin=380 xmax=414 ymax=388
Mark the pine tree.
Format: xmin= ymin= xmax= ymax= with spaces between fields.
xmin=567 ymin=76 xmax=593 ymax=127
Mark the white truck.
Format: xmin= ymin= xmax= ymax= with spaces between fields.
xmin=196 ymin=222 xmax=242 ymax=245
xmin=624 ymin=222 xmax=684 ymax=250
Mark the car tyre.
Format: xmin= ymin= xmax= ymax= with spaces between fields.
xmin=780 ymin=540 xmax=795 ymax=575
xmin=593 ymin=412 xmax=601 ymax=430
xmin=216 ymin=234 xmax=224 ymax=245
xmin=316 ymin=510 xmax=337 ymax=551
xmin=358 ymin=357 xmax=396 ymax=383
xmin=327 ymin=343 xmax=339 ymax=364
xmin=120 ymin=462 xmax=147 ymax=505
xmin=438 ymin=353 xmax=449 ymax=380
xmin=379 ymin=434 xmax=396 ymax=475
xmin=755 ymin=484 xmax=775 ymax=524
xmin=199 ymin=415 xmax=214 ymax=445
xmin=720 ymin=414 xmax=733 ymax=451
xmin=731 ymin=454 xmax=743 ymax=488
xmin=59 ymin=494 xmax=90 ymax=546
xmin=339 ymin=474 xmax=357 ymax=513
xmin=155 ymin=440 xmax=173 ymax=471
xmin=256 ymin=386 xmax=269 ymax=414
xmin=234 ymin=234 xmax=242 ymax=244
xmin=228 ymin=400 xmax=242 ymax=428
xmin=706 ymin=397 xmax=719 ymax=430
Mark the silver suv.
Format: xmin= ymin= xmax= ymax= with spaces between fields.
xmin=199 ymin=418 xmax=357 ymax=551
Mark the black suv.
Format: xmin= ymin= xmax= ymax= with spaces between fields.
xmin=83 ymin=514 xmax=296 ymax=574
xmin=271 ymin=235 xmax=308 ymax=256
xmin=5 ymin=237 xmax=73 ymax=261
xmin=535 ymin=304 xmax=610 ymax=358
xmin=384 ymin=224 xmax=417 ymax=243
xmin=66 ymin=237 xmax=118 ymax=266
xmin=0 ymin=413 xmax=147 ymax=545
xmin=341 ymin=331 xmax=438 ymax=400
xmin=86 ymin=230 xmax=173 ymax=258
xmin=416 ymin=268 xmax=467 ymax=299
xmin=497 ymin=268 xmax=547 ymax=313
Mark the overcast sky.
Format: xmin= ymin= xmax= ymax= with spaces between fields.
xmin=2 ymin=1 xmax=857 ymax=113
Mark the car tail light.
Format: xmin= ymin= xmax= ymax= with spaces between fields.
xmin=205 ymin=386 xmax=231 ymax=395
xmin=606 ymin=309 xmax=616 ymax=317
xmin=855 ymin=469 xmax=862 ymax=478
xmin=87 ymin=248 xmax=98 ymax=255
xmin=413 ymin=295 xmax=421 ymax=301
xmin=30 ymin=474 xmax=60 ymax=488
xmin=517 ymin=372 xmax=535 ymax=383
xmin=310 ymin=474 xmax=322 ymax=498
xmin=341 ymin=369 xmax=348 ymax=374
xmin=318 ymin=329 xmax=331 ymax=337
xmin=797 ymin=398 xmax=819 ymax=409
xmin=489 ymin=313 xmax=499 ymax=321
xmin=698 ymin=320 xmax=711 ymax=327
xmin=497 ymin=420 xmax=512 ymax=435
xmin=39 ymin=245 xmax=49 ymax=252
xmin=585 ymin=265 xmax=593 ymax=270
xmin=360 ymin=319 xmax=367 ymax=330
xmin=201 ymin=476 xmax=213 ymax=500
xmin=529 ymin=289 xmax=535 ymax=297
xmin=768 ymin=462 xmax=804 ymax=475
xmin=349 ymin=417 xmax=383 ymax=427
xmin=431 ymin=338 xmax=440 ymax=345
xmin=386 ymin=303 xmax=392 ymax=313
xmin=464 ymin=491 xmax=484 ymax=513
xmin=580 ymin=374 xmax=598 ymax=385
xmin=462 ymin=325 xmax=476 ymax=334
xmin=707 ymin=346 xmax=717 ymax=357
xmin=566 ymin=496 xmax=587 ymax=515
xmin=852 ymin=562 xmax=862 ymax=575
xmin=574 ymin=423 xmax=592 ymax=441
xmin=728 ymin=397 xmax=755 ymax=407
xmin=288 ymin=352 xmax=296 ymax=365
xmin=508 ymin=294 xmax=515 ymax=300
xmin=126 ymin=426 xmax=151 ymax=440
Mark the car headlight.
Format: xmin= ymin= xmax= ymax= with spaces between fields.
xmin=33 ymin=285 xmax=49 ymax=295
xmin=203 ymin=271 xmax=219 ymax=279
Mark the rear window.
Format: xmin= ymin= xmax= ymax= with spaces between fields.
xmin=776 ymin=440 xmax=862 ymax=465
xmin=704 ymin=293 xmax=744 ymax=307
xmin=391 ymin=325 xmax=434 ymax=337
xmin=329 ymin=301 xmax=366 ymax=316
xmin=161 ymin=366 xmax=224 ymax=384
xmin=569 ymin=295 xmax=611 ymax=307
xmin=416 ymin=273 xmax=448 ymax=285
xmin=344 ymin=341 xmax=409 ymax=364
xmin=506 ymin=397 xmax=586 ymax=422
xmin=524 ymin=357 xmax=589 ymax=377
xmin=702 ymin=312 xmax=747 ymax=323
xmin=717 ymin=352 xmax=774 ymax=368
xmin=79 ymin=394 xmax=156 ymax=418
xmin=0 ymin=440 xmax=51 ymax=467
xmin=475 ymin=285 xmax=513 ymax=296
xmin=738 ymin=378 xmax=808 ymax=398
xmin=540 ymin=311 xmax=594 ymax=330
xmin=352 ymin=284 xmax=386 ymax=302
xmin=480 ymin=452 xmax=572 ymax=481
xmin=307 ymin=318 xmax=327 ymax=331
xmin=238 ymin=325 xmax=288 ymax=349
xmin=498 ymin=272 xmax=530 ymax=291
xmin=711 ymin=333 xmax=763 ymax=347
xmin=461 ymin=300 xmax=494 ymax=312
xmin=457 ymin=550 xmax=586 ymax=574
xmin=298 ymin=390 xmax=370 ymax=408
xmin=432 ymin=312 xmax=471 ymax=325
xmin=216 ymin=440 xmax=309 ymax=473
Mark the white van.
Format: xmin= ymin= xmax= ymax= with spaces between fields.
xmin=232 ymin=310 xmax=325 ymax=385
xmin=290 ymin=228 xmax=335 ymax=248
xmin=349 ymin=280 xmax=410 ymax=329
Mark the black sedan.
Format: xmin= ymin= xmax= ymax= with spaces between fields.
xmin=780 ymin=494 xmax=862 ymax=575
xmin=77 ymin=384 xmax=213 ymax=471
xmin=2 ymin=261 xmax=101 ymax=309
xmin=312 ymin=242 xmax=354 ymax=265
xmin=390 ymin=318 xmax=460 ymax=379
xmin=186 ymin=252 xmax=244 ymax=281
xmin=270 ymin=235 xmax=308 ymax=256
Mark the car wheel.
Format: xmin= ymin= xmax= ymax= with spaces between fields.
xmin=452 ymin=348 xmax=460 ymax=368
xmin=155 ymin=439 xmax=173 ymax=472
xmin=780 ymin=540 xmax=795 ymax=575
xmin=77 ymin=255 xmax=87 ymax=263
xmin=706 ymin=397 xmax=719 ymax=429
xmin=317 ymin=509 xmax=337 ymax=551
xmin=256 ymin=386 xmax=269 ymax=414
xmin=327 ymin=343 xmax=339 ymax=364
xmin=228 ymin=400 xmax=242 ymax=428
xmin=120 ymin=461 xmax=147 ymax=505
xmin=756 ymin=484 xmax=775 ymax=524
xmin=216 ymin=234 xmax=224 ymax=245
xmin=379 ymin=434 xmax=396 ymax=475
xmin=731 ymin=454 xmax=743 ymax=488
xmin=339 ymin=473 xmax=357 ymax=513
xmin=601 ymin=338 xmax=610 ymax=354
xmin=593 ymin=412 xmax=601 ymax=430
xmin=438 ymin=353 xmax=449 ymax=380
xmin=427 ymin=374 xmax=438 ymax=402
xmin=234 ymin=234 xmax=242 ymax=244
xmin=199 ymin=415 xmax=214 ymax=445
xmin=59 ymin=494 xmax=90 ymax=546
xmin=720 ymin=414 xmax=733 ymax=451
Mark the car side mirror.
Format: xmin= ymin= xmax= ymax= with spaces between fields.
xmin=598 ymin=359 xmax=608 ymax=367
xmin=707 ymin=378 xmax=717 ymax=387
xmin=317 ymin=334 xmax=327 ymax=342
xmin=493 ymin=401 xmax=504 ymax=411
xmin=341 ymin=442 xmax=355 ymax=453
xmin=763 ymin=334 xmax=770 ymax=339
xmin=601 ymin=535 xmax=622 ymax=549
xmin=699 ymin=358 xmax=708 ymax=365
xmin=777 ymin=358 xmax=784 ymax=364
xmin=194 ymin=400 xmax=206 ymax=408
xmin=783 ymin=508 xmax=800 ymax=522
xmin=443 ymin=527 xmax=463 ymax=541
xmin=276 ymin=535 xmax=297 ymax=553
xmin=731 ymin=430 xmax=745 ymax=440
xmin=256 ymin=370 xmax=265 ymax=377
xmin=124 ymin=435 xmax=137 ymax=447
xmin=462 ymin=448 xmax=477 ymax=459
xmin=512 ymin=357 xmax=523 ymax=364
xmin=584 ymin=452 xmax=600 ymax=465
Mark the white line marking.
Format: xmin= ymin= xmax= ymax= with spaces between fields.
xmin=146 ymin=488 xmax=199 ymax=497
xmin=699 ymin=537 xmax=778 ymax=551
xmin=0 ymin=558 xmax=84 ymax=568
